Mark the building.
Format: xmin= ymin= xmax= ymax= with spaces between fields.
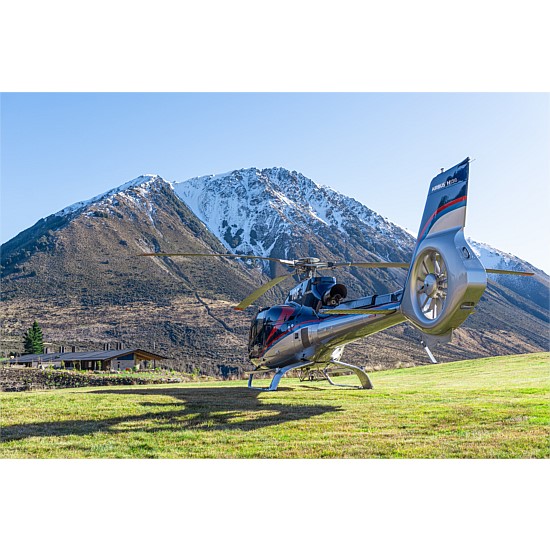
xmin=8 ymin=348 xmax=167 ymax=371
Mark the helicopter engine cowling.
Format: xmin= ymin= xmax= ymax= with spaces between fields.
xmin=400 ymin=229 xmax=487 ymax=336
xmin=322 ymin=283 xmax=348 ymax=306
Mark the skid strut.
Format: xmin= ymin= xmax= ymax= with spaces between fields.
xmin=248 ymin=362 xmax=313 ymax=391
xmin=247 ymin=360 xmax=373 ymax=391
xmin=323 ymin=361 xmax=373 ymax=389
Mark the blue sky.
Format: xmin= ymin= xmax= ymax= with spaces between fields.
xmin=1 ymin=92 xmax=549 ymax=272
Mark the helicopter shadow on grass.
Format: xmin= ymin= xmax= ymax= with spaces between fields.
xmin=1 ymin=386 xmax=342 ymax=442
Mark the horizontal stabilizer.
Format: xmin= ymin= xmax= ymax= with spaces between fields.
xmin=486 ymin=268 xmax=534 ymax=276
xmin=320 ymin=308 xmax=397 ymax=315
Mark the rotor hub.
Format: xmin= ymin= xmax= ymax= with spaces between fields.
xmin=423 ymin=273 xmax=438 ymax=297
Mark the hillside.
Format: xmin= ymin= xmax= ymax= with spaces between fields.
xmin=1 ymin=169 xmax=549 ymax=376
xmin=0 ymin=176 xmax=262 ymax=373
xmin=1 ymin=352 xmax=548 ymax=458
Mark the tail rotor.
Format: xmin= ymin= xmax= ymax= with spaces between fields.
xmin=414 ymin=248 xmax=448 ymax=321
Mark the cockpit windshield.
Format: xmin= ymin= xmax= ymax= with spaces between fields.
xmin=248 ymin=305 xmax=298 ymax=358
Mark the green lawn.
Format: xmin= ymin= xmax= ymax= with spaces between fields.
xmin=1 ymin=352 xmax=549 ymax=458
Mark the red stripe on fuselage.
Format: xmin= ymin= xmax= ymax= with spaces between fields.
xmin=260 ymin=318 xmax=321 ymax=357
xmin=418 ymin=195 xmax=467 ymax=242
xmin=263 ymin=307 xmax=297 ymax=350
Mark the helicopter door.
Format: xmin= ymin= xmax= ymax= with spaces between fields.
xmin=292 ymin=326 xmax=311 ymax=356
xmin=300 ymin=327 xmax=311 ymax=347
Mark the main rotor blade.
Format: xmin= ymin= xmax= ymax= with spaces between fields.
xmin=139 ymin=252 xmax=295 ymax=265
xmin=330 ymin=262 xmax=534 ymax=276
xmin=486 ymin=268 xmax=534 ymax=276
xmin=320 ymin=308 xmax=397 ymax=315
xmin=329 ymin=262 xmax=410 ymax=269
xmin=234 ymin=274 xmax=293 ymax=311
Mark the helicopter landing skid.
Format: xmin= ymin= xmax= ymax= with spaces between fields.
xmin=323 ymin=361 xmax=373 ymax=389
xmin=247 ymin=362 xmax=314 ymax=391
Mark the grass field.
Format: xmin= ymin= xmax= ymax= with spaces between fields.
xmin=1 ymin=352 xmax=548 ymax=458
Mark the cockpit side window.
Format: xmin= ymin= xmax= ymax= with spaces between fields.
xmin=248 ymin=306 xmax=297 ymax=357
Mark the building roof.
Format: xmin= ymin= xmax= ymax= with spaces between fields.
xmin=9 ymin=348 xmax=167 ymax=363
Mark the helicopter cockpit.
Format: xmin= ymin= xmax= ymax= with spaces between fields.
xmin=248 ymin=305 xmax=299 ymax=358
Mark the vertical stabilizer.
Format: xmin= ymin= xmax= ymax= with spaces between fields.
xmin=415 ymin=158 xmax=469 ymax=247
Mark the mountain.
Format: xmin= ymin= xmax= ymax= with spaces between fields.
xmin=0 ymin=175 xmax=265 ymax=376
xmin=468 ymin=239 xmax=549 ymax=311
xmin=1 ymin=169 xmax=549 ymax=376
xmin=173 ymin=168 xmax=413 ymax=297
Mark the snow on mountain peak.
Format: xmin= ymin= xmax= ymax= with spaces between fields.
xmin=55 ymin=175 xmax=168 ymax=218
xmin=172 ymin=167 xmax=413 ymax=262
xmin=467 ymin=237 xmax=546 ymax=277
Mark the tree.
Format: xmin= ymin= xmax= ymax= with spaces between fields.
xmin=23 ymin=321 xmax=44 ymax=354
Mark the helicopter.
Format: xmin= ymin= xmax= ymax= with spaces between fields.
xmin=141 ymin=158 xmax=533 ymax=390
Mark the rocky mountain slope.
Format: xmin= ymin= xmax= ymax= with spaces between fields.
xmin=1 ymin=169 xmax=548 ymax=376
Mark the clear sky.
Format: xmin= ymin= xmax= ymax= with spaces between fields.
xmin=1 ymin=92 xmax=549 ymax=272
